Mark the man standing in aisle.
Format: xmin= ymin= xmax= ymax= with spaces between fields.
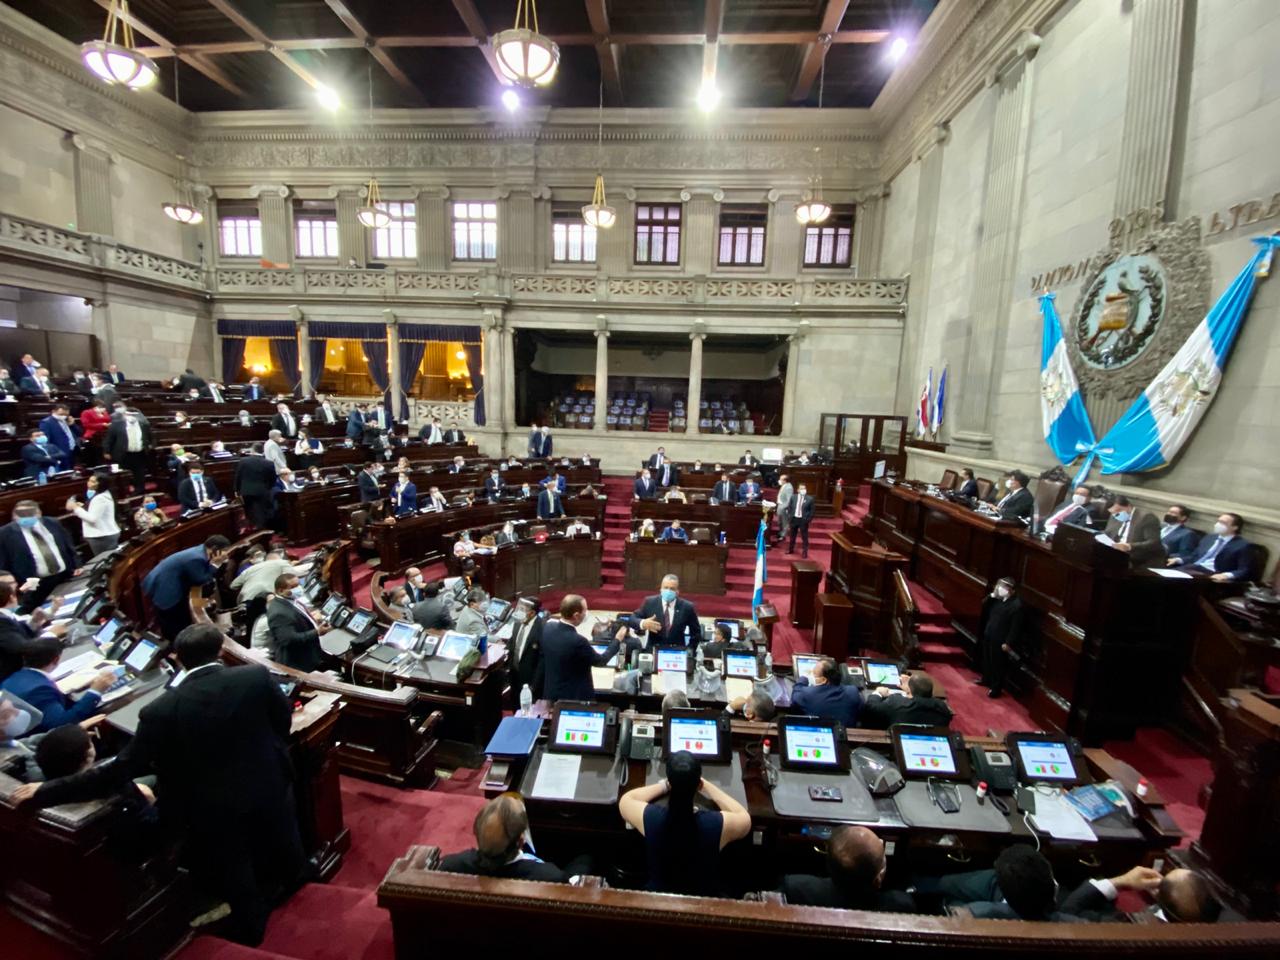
xmin=787 ymin=483 xmax=815 ymax=557
xmin=528 ymin=424 xmax=553 ymax=458
xmin=776 ymin=473 xmax=794 ymax=547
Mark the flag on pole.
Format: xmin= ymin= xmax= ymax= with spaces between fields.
xmin=751 ymin=518 xmax=768 ymax=621
xmin=931 ymin=365 xmax=947 ymax=438
xmin=915 ymin=368 xmax=932 ymax=438
xmin=1039 ymin=293 xmax=1097 ymax=466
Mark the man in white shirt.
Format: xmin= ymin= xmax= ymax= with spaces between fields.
xmin=206 ymin=381 xmax=225 ymax=403
xmin=421 ymin=418 xmax=444 ymax=444
xmin=263 ymin=431 xmax=289 ymax=474
xmin=271 ymin=402 xmax=299 ymax=439
xmin=0 ymin=502 xmax=79 ymax=611
xmin=1044 ymin=484 xmax=1093 ymax=536
xmin=425 ymin=486 xmax=449 ymax=512
xmin=565 ymin=519 xmax=592 ymax=537
xmin=314 ymin=394 xmax=338 ymax=424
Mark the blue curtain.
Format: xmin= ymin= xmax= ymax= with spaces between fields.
xmin=464 ymin=343 xmax=485 ymax=427
xmin=362 ymin=338 xmax=392 ymax=415
xmin=270 ymin=338 xmax=301 ymax=393
xmin=308 ymin=337 xmax=327 ymax=393
xmin=217 ymin=319 xmax=296 ymax=337
xmin=221 ymin=337 xmax=247 ymax=384
xmin=397 ymin=340 xmax=426 ymax=421
xmin=310 ymin=321 xmax=383 ymax=339
xmin=400 ymin=323 xmax=482 ymax=344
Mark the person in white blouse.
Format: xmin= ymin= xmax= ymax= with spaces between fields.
xmin=293 ymin=430 xmax=324 ymax=469
xmin=66 ymin=472 xmax=120 ymax=555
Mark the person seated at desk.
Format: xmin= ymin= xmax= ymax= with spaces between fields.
xmin=1159 ymin=504 xmax=1201 ymax=566
xmin=167 ymin=443 xmax=198 ymax=484
xmin=781 ymin=826 xmax=915 ymax=912
xmin=448 ymin=456 xmax=467 ymax=475
xmin=1067 ymin=867 xmax=1232 ymax=923
xmin=306 ymin=465 xmax=325 ymax=484
xmin=0 ymin=581 xmax=66 ymax=682
xmin=564 ymin=519 xmax=592 ymax=537
xmin=274 ymin=469 xmax=304 ymax=494
xmin=1174 ymin=512 xmax=1252 ymax=581
xmin=659 ymin=519 xmax=688 ymax=542
xmin=618 ymin=750 xmax=752 ymax=897
xmin=179 ymin=463 xmax=224 ymax=512
xmin=208 ymin=440 xmax=233 ymax=459
xmin=293 ymin=430 xmax=324 ymax=468
xmin=1043 ymin=484 xmax=1093 ymax=536
xmin=633 ymin=468 xmax=658 ymax=501
xmin=663 ymin=484 xmax=687 ymax=503
xmin=1102 ymin=494 xmax=1166 ymax=566
xmin=133 ymin=496 xmax=166 ymax=532
xmin=738 ymin=475 xmax=763 ymax=503
xmin=726 ymin=689 xmax=776 ymax=722
xmin=495 ymin=521 xmax=519 ymax=546
xmin=499 ymin=455 xmax=521 ymax=471
xmin=401 ymin=567 xmax=427 ymax=605
xmin=537 ymin=481 xmax=564 ymax=520
xmin=236 ymin=409 xmax=253 ymax=429
xmin=860 ymin=672 xmax=952 ymax=729
xmin=544 ymin=468 xmax=566 ymax=494
xmin=636 ymin=518 xmax=657 ymax=540
xmin=31 ymin=723 xmax=157 ymax=814
xmin=700 ymin=623 xmax=751 ymax=659
xmin=540 ymin=594 xmax=624 ymax=701
xmin=634 ymin=575 xmax=701 ymax=648
xmin=421 ymin=486 xmax=449 ymax=512
xmin=956 ymin=468 xmax=979 ymax=499
xmin=689 ymin=459 xmax=705 ymax=474
xmin=0 ymin=366 xmax=19 ymax=398
xmin=453 ymin=531 xmax=476 ymax=560
xmin=390 ymin=471 xmax=418 ymax=517
xmin=266 ymin=572 xmax=330 ymax=672
xmin=386 ymin=586 xmax=413 ymax=621
xmin=483 ymin=467 xmax=505 ymax=502
xmin=411 ymin=580 xmax=455 ymax=631
xmin=455 ymin=587 xmax=490 ymax=637
xmin=712 ymin=472 xmax=738 ymax=504
xmin=993 ymin=470 xmax=1033 ymax=522
xmin=792 ymin=658 xmax=861 ymax=726
xmin=1 ymin=637 xmax=115 ymax=733
xmin=441 ymin=794 xmax=587 ymax=883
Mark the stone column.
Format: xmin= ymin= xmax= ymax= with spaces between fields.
xmin=89 ymin=300 xmax=114 ymax=367
xmin=69 ymin=135 xmax=115 ymax=236
xmin=767 ymin=192 xmax=803 ymax=276
xmin=781 ymin=330 xmax=805 ymax=437
xmin=855 ymin=184 xmax=890 ymax=278
xmin=951 ymin=33 xmax=1040 ymax=458
xmin=481 ymin=309 xmax=504 ymax=432
xmin=686 ymin=331 xmax=705 ymax=434
xmin=500 ymin=189 xmax=538 ymax=274
xmin=384 ymin=309 xmax=401 ymax=420
xmin=597 ymin=195 xmax=632 ymax=275
xmin=593 ymin=326 xmax=609 ymax=434
xmin=682 ymin=190 xmax=719 ymax=275
xmin=502 ymin=326 xmax=516 ymax=429
xmin=293 ymin=306 xmax=312 ymax=399
xmin=333 ymin=186 xmax=367 ymax=267
xmin=418 ymin=188 xmax=450 ymax=270
xmin=1113 ymin=0 xmax=1192 ymax=225
xmin=254 ymin=185 xmax=293 ymax=265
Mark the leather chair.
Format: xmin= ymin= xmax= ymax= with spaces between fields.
xmin=939 ymin=468 xmax=958 ymax=490
xmin=975 ymin=478 xmax=994 ymax=501
xmin=690 ymin=526 xmax=712 ymax=542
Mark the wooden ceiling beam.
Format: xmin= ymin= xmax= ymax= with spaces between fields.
xmin=90 ymin=0 xmax=244 ymax=96
xmin=449 ymin=0 xmax=508 ymax=83
xmin=702 ymin=0 xmax=724 ymax=86
xmin=584 ymin=0 xmax=623 ymax=105
xmin=320 ymin=0 xmax=424 ymax=101
xmin=790 ymin=0 xmax=850 ymax=101
xmin=203 ymin=0 xmax=322 ymax=89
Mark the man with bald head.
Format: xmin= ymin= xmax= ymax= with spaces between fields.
xmin=781 ymin=825 xmax=915 ymax=911
xmin=439 ymin=794 xmax=582 ymax=882
xmin=1066 ymin=866 xmax=1227 ymax=922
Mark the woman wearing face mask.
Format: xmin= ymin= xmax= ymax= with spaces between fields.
xmin=237 ymin=409 xmax=253 ymax=428
xmin=390 ymin=471 xmax=418 ymax=517
xmin=208 ymin=440 xmax=232 ymax=458
xmin=66 ymin=472 xmax=120 ymax=555
xmin=294 ymin=429 xmax=325 ymax=470
xmin=134 ymin=496 xmax=165 ymax=532
xmin=453 ymin=530 xmax=476 ymax=559
xmin=976 ymin=577 xmax=1024 ymax=699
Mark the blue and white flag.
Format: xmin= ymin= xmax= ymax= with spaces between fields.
xmin=752 ymin=519 xmax=768 ymax=620
xmin=931 ymin=365 xmax=947 ymax=437
xmin=1096 ymin=236 xmax=1280 ymax=474
xmin=1039 ymin=292 xmax=1098 ymax=466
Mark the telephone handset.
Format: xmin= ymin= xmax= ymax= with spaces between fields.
xmin=618 ymin=716 xmax=657 ymax=761
xmin=970 ymin=747 xmax=1017 ymax=793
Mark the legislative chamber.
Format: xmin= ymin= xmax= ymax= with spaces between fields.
xmin=0 ymin=1 xmax=1278 ymax=958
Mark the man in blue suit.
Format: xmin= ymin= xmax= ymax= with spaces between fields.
xmin=1159 ymin=504 xmax=1201 ymax=566
xmin=528 ymin=424 xmax=553 ymax=458
xmin=539 ymin=595 xmax=623 ymax=702
xmin=1176 ymin=512 xmax=1253 ymax=582
xmin=346 ymin=406 xmax=365 ymax=440
xmin=633 ymin=469 xmax=657 ymax=500
xmin=738 ymin=475 xmax=762 ymax=503
xmin=792 ymin=658 xmax=862 ymax=726
xmin=142 ymin=534 xmax=231 ymax=640
xmin=19 ymin=430 xmax=58 ymax=482
xmin=0 ymin=501 xmax=79 ymax=611
xmin=1 ymin=637 xmax=117 ymax=733
xmin=712 ymin=472 xmax=738 ymax=504
xmin=632 ymin=575 xmax=702 ymax=648
xmin=537 ymin=481 xmax=564 ymax=520
xmin=357 ymin=463 xmax=382 ymax=503
xmin=177 ymin=464 xmax=224 ymax=512
xmin=544 ymin=468 xmax=566 ymax=494
xmin=244 ymin=376 xmax=265 ymax=401
xmin=390 ymin=471 xmax=418 ymax=517
xmin=483 ymin=467 xmax=505 ymax=502
xmin=659 ymin=520 xmax=688 ymax=542
xmin=37 ymin=404 xmax=79 ymax=469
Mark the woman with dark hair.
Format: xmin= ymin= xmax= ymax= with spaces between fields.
xmin=618 ymin=750 xmax=752 ymax=896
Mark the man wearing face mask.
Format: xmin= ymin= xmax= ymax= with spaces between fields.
xmin=271 ymin=402 xmax=299 ymax=439
xmin=20 ymin=429 xmax=58 ymax=482
xmin=516 ymin=482 xmax=533 ymax=500
xmin=507 ymin=598 xmax=544 ymax=700
xmin=390 ymin=471 xmax=418 ymax=517
xmin=995 ymin=470 xmax=1034 ymax=522
xmin=420 ymin=417 xmax=444 ymax=444
xmin=410 ymin=580 xmax=455 ymax=631
xmin=633 ymin=468 xmax=657 ymax=501
xmin=1102 ymin=495 xmax=1165 ymax=567
xmin=528 ymin=423 xmax=553 ymax=459
xmin=1179 ymin=512 xmax=1253 ymax=582
xmin=0 ymin=502 xmax=79 ymax=611
xmin=495 ymin=522 xmax=518 ymax=546
xmin=357 ymin=462 xmax=382 ymax=503
xmin=541 ymin=595 xmax=625 ymax=701
xmin=537 ymin=479 xmax=564 ymax=520
xmin=633 ymin=575 xmax=702 ymax=649
xmin=1044 ymin=484 xmax=1094 ymax=536
xmin=104 ymin=408 xmax=153 ymax=494
xmin=441 ymin=794 xmax=585 ymax=882
xmin=976 ymin=577 xmax=1024 ymax=699
xmin=424 ymin=486 xmax=449 ymax=512
xmin=142 ymin=535 xmax=231 ymax=641
xmin=787 ymin=483 xmax=816 ymax=557
xmin=178 ymin=463 xmax=224 ymax=512
xmin=484 ymin=467 xmax=505 ymax=502
xmin=38 ymin=403 xmax=79 ymax=469
xmin=1159 ymin=504 xmax=1201 ymax=566
xmin=267 ymin=573 xmax=331 ymax=672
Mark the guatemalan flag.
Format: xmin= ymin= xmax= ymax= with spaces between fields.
xmin=931 ymin=365 xmax=947 ymax=437
xmin=915 ymin=368 xmax=932 ymax=437
xmin=1039 ymin=292 xmax=1097 ymax=465
xmin=751 ymin=518 xmax=767 ymax=622
xmin=1095 ymin=235 xmax=1279 ymax=474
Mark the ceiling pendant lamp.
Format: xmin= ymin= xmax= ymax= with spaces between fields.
xmin=162 ymin=200 xmax=203 ymax=225
xmin=581 ymin=83 xmax=616 ymax=229
xmin=161 ymin=74 xmax=203 ymax=225
xmin=81 ymin=0 xmax=159 ymax=90
xmin=357 ymin=178 xmax=392 ymax=229
xmin=796 ymin=59 xmax=832 ymax=226
xmin=491 ymin=0 xmax=560 ymax=88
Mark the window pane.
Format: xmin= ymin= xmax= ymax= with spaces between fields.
xmin=567 ymin=223 xmax=582 ymax=261
xmin=803 ymin=229 xmax=819 ymax=265
xmin=469 ymin=202 xmax=483 ymax=218
xmin=583 ymin=224 xmax=597 ymax=261
xmin=834 ymin=230 xmax=851 ymax=266
xmin=666 ymin=227 xmax=680 ymax=263
xmin=454 ymin=222 xmax=468 ymax=258
xmin=749 ymin=226 xmax=764 ymax=264
xmin=718 ymin=229 xmax=733 ymax=264
xmin=483 ymin=222 xmax=497 ymax=259
xmin=652 ymin=227 xmax=665 ymax=263
xmin=553 ymin=223 xmax=567 ymax=261
xmin=483 ymin=202 xmax=497 ymax=219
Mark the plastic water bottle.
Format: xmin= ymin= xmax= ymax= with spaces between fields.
xmin=519 ymin=684 xmax=533 ymax=716
xmin=764 ymin=651 xmax=773 ymax=675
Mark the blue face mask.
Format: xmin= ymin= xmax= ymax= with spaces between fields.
xmin=34 ymin=436 xmax=47 ymax=445
xmin=660 ymin=588 xmax=677 ymax=604
xmin=1114 ymin=511 xmax=1131 ymax=523
xmin=85 ymin=489 xmax=95 ymax=500
xmin=17 ymin=516 xmax=38 ymax=528
xmin=144 ymin=503 xmax=157 ymax=511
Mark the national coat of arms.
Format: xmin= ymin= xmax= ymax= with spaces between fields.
xmin=1075 ymin=254 xmax=1166 ymax=370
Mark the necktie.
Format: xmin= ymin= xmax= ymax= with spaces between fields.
xmin=1198 ymin=538 xmax=1225 ymax=569
xmin=664 ymin=603 xmax=672 ymax=631
xmin=196 ymin=479 xmax=205 ymax=502
xmin=30 ymin=526 xmax=60 ymax=575
xmin=795 ymin=497 xmax=803 ymax=518
xmin=1119 ymin=519 xmax=1131 ymax=542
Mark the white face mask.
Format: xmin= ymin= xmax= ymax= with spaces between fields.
xmin=1005 ymin=479 xmax=1014 ymax=490
xmin=1213 ymin=521 xmax=1230 ymax=536
xmin=1072 ymin=494 xmax=1087 ymax=506
xmin=995 ymin=586 xmax=1011 ymax=599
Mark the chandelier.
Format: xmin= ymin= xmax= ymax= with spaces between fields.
xmin=796 ymin=59 xmax=831 ymax=225
xmin=491 ymin=0 xmax=560 ymax=88
xmin=581 ymin=83 xmax=616 ymax=229
xmin=81 ymin=0 xmax=159 ymax=90
xmin=162 ymin=199 xmax=203 ymax=225
xmin=357 ymin=178 xmax=392 ymax=229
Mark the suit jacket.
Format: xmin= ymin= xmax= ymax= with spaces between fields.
xmin=540 ymin=620 xmax=618 ymax=702
xmin=142 ymin=544 xmax=216 ymax=611
xmin=19 ymin=376 xmax=53 ymax=396
xmin=792 ymin=679 xmax=862 ymax=726
xmin=267 ymin=597 xmax=324 ymax=672
xmin=1 ymin=668 xmax=103 ymax=732
xmin=0 ymin=518 xmax=77 ymax=583
xmin=439 ymin=849 xmax=568 ymax=883
xmin=91 ymin=384 xmax=119 ymax=408
xmin=780 ymin=875 xmax=916 ymax=912
xmin=270 ymin=412 xmax=299 ymax=438
xmin=454 ymin=606 xmax=489 ymax=638
xmin=787 ymin=494 xmax=815 ymax=526
xmin=345 ymin=411 xmax=365 ymax=440
xmin=633 ymin=478 xmax=658 ymax=500
xmin=1161 ymin=524 xmax=1201 ymax=564
xmin=712 ymin=480 xmax=739 ymax=503
xmin=659 ymin=526 xmax=688 ymax=542
xmin=178 ymin=475 xmax=223 ymax=511
xmin=859 ymin=692 xmax=953 ymax=730
xmin=483 ymin=476 xmax=505 ymax=501
xmin=104 ymin=419 xmax=153 ymax=461
xmin=37 ymin=415 xmax=78 ymax=463
xmin=996 ymin=486 xmax=1034 ymax=522
xmin=537 ymin=489 xmax=564 ymax=519
xmin=739 ymin=456 xmax=757 ymax=466
xmin=0 ymin=376 xmax=18 ymax=396
xmin=242 ymin=383 xmax=265 ymax=401
xmin=653 ymin=462 xmax=678 ymax=488
xmin=738 ymin=481 xmax=762 ymax=502
xmin=20 ymin=442 xmax=57 ymax=479
xmin=357 ymin=471 xmax=382 ymax=503
xmin=1046 ymin=502 xmax=1091 ymax=533
xmin=28 ymin=664 xmax=294 ymax=831
xmin=0 ymin=614 xmax=38 ymax=681
xmin=313 ymin=403 xmax=338 ymax=424
xmin=1104 ymin=508 xmax=1166 ymax=566
xmin=956 ymin=479 xmax=979 ymax=498
xmin=175 ymin=372 xmax=206 ymax=394
xmin=1187 ymin=534 xmax=1253 ymax=580
xmin=545 ymin=473 xmax=566 ymax=494
xmin=105 ymin=370 xmax=125 ymax=384
xmin=234 ymin=455 xmax=278 ymax=498
xmin=510 ymin=615 xmax=545 ymax=698
xmin=442 ymin=428 xmax=465 ymax=444
xmin=632 ymin=595 xmax=702 ymax=648
xmin=528 ymin=432 xmax=553 ymax=458
xmin=391 ymin=481 xmax=418 ymax=516
xmin=411 ymin=597 xmax=455 ymax=631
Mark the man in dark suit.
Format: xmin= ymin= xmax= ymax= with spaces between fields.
xmin=956 ymin=468 xmax=979 ymax=499
xmin=178 ymin=464 xmax=224 ymax=512
xmin=0 ymin=367 xmax=19 ymax=397
xmin=20 ymin=430 xmax=58 ymax=481
xmin=266 ymin=572 xmax=329 ymax=672
xmin=447 ymin=456 xmax=467 ymax=475
xmin=345 ymin=406 xmax=365 ymax=440
xmin=1179 ymin=512 xmax=1253 ymax=581
xmin=143 ymin=535 xmax=230 ymax=640
xmin=632 ymin=575 xmax=702 ymax=648
xmin=859 ymin=673 xmax=953 ymax=729
xmin=792 ymin=658 xmax=862 ymax=725
xmin=995 ymin=470 xmax=1034 ymax=522
xmin=540 ymin=595 xmax=622 ymax=701
xmin=483 ymin=468 xmax=505 ymax=502
xmin=18 ymin=364 xmax=54 ymax=396
xmin=1044 ymin=484 xmax=1094 ymax=536
xmin=1102 ymin=495 xmax=1165 ymax=567
xmin=508 ymin=598 xmax=543 ymax=699
xmin=103 ymin=410 xmax=152 ymax=494
xmin=0 ymin=501 xmax=79 ymax=611
xmin=15 ymin=353 xmax=40 ymax=383
xmin=1 ymin=637 xmax=116 ymax=732
xmin=633 ymin=469 xmax=657 ymax=500
xmin=410 ymin=581 xmax=455 ymax=631
xmin=357 ymin=463 xmax=382 ymax=503
xmin=739 ymin=449 xmax=757 ymax=467
xmin=440 ymin=795 xmax=583 ymax=883
xmin=242 ymin=376 xmax=265 ymax=402
xmin=786 ymin=483 xmax=815 ymax=557
xmin=104 ymin=363 xmax=125 ymax=385
xmin=38 ymin=404 xmax=79 ymax=469
xmin=528 ymin=424 xmax=553 ymax=458
xmin=738 ymin=475 xmax=762 ymax=503
xmin=712 ymin=472 xmax=738 ymax=504
xmin=312 ymin=394 xmax=338 ymax=424
xmin=1059 ymin=866 xmax=1230 ymax=923
xmin=976 ymin=577 xmax=1024 ymax=699
xmin=442 ymin=421 xmax=466 ymax=444
xmin=174 ymin=368 xmax=206 ymax=394
xmin=1159 ymin=503 xmax=1201 ymax=566
xmin=270 ymin=402 xmax=299 ymax=438
xmin=781 ymin=826 xmax=915 ymax=912
xmin=537 ymin=481 xmax=564 ymax=520
xmin=234 ymin=448 xmax=280 ymax=530
xmin=13 ymin=624 xmax=306 ymax=946
xmin=654 ymin=459 xmax=678 ymax=489
xmin=401 ymin=567 xmax=426 ymax=605
xmin=0 ymin=582 xmax=42 ymax=681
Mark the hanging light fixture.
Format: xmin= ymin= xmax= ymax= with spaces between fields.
xmin=491 ymin=0 xmax=560 ymax=88
xmin=161 ymin=67 xmax=203 ymax=225
xmin=355 ymin=64 xmax=391 ymax=229
xmin=81 ymin=0 xmax=159 ymax=90
xmin=796 ymin=56 xmax=832 ymax=226
xmin=581 ymin=82 xmax=616 ymax=229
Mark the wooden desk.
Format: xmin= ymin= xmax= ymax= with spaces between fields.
xmin=471 ymin=535 xmax=603 ymax=599
xmin=632 ymin=499 xmax=768 ymax=544
xmin=624 ymin=539 xmax=728 ymax=595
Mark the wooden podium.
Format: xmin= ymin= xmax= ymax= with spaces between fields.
xmin=814 ymin=593 xmax=855 ymax=661
xmin=790 ymin=559 xmax=825 ymax=628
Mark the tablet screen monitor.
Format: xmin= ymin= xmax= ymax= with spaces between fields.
xmin=897 ymin=732 xmax=958 ymax=776
xmin=714 ymin=620 xmax=741 ymax=641
xmin=724 ymin=652 xmax=757 ymax=678
xmin=346 ymin=610 xmax=373 ymax=635
xmin=865 ymin=661 xmax=901 ymax=686
xmin=94 ymin=617 xmax=125 ymax=648
xmin=1012 ymin=738 xmax=1079 ymax=783
xmin=792 ymin=654 xmax=824 ymax=684
xmin=550 ymin=706 xmax=609 ymax=754
xmin=780 ymin=718 xmax=843 ymax=770
xmin=589 ymin=643 xmax=620 ymax=668
xmin=656 ymin=649 xmax=687 ymax=674
xmin=123 ymin=637 xmax=160 ymax=673
xmin=664 ymin=711 xmax=730 ymax=763
xmin=436 ymin=631 xmax=477 ymax=661
xmin=320 ymin=594 xmax=344 ymax=619
xmin=485 ymin=598 xmax=510 ymax=620
xmin=382 ymin=621 xmax=419 ymax=651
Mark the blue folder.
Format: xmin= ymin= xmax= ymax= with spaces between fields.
xmin=484 ymin=715 xmax=542 ymax=757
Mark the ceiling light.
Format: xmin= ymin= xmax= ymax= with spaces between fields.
xmin=795 ymin=198 xmax=831 ymax=226
xmin=501 ymin=89 xmax=521 ymax=113
xmin=582 ymin=175 xmax=617 ymax=229
xmin=81 ymin=1 xmax=158 ymax=90
xmin=491 ymin=1 xmax=560 ymax=88
xmin=887 ymin=37 xmax=909 ymax=64
xmin=455 ymin=350 xmax=467 ymax=360
xmin=696 ymin=80 xmax=722 ymax=113
xmin=356 ymin=177 xmax=392 ymax=229
xmin=314 ymin=83 xmax=341 ymax=111
xmin=162 ymin=202 xmax=204 ymax=225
